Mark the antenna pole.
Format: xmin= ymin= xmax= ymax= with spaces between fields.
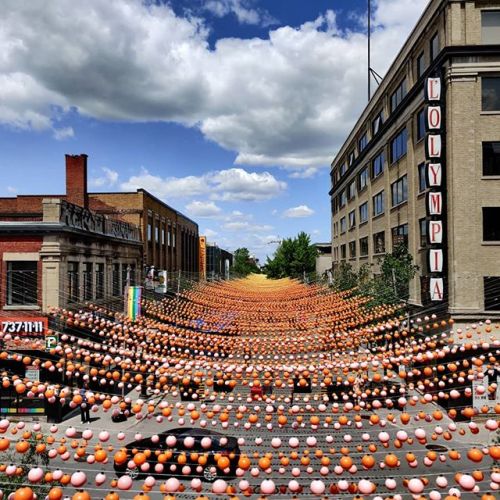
xmin=368 ymin=0 xmax=371 ymax=101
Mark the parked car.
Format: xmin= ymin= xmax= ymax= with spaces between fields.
xmin=114 ymin=427 xmax=240 ymax=482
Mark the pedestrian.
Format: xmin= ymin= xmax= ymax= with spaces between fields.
xmin=80 ymin=384 xmax=90 ymax=424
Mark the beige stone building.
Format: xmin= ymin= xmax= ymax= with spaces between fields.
xmin=330 ymin=0 xmax=500 ymax=321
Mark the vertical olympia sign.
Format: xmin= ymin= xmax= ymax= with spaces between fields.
xmin=425 ymin=75 xmax=446 ymax=302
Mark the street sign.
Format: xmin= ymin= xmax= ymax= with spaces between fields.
xmin=45 ymin=334 xmax=58 ymax=350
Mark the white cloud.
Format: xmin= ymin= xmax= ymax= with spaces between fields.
xmin=203 ymin=228 xmax=218 ymax=238
xmin=121 ymin=167 xmax=286 ymax=202
xmin=222 ymin=221 xmax=273 ymax=232
xmin=0 ymin=0 xmax=428 ymax=171
xmin=283 ymin=205 xmax=315 ymax=218
xmin=6 ymin=186 xmax=17 ymax=194
xmin=53 ymin=126 xmax=74 ymax=140
xmin=203 ymin=0 xmax=276 ymax=26
xmin=89 ymin=167 xmax=119 ymax=188
xmin=186 ymin=200 xmax=222 ymax=217
xmin=288 ymin=167 xmax=319 ymax=179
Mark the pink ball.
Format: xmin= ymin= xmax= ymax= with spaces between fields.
xmin=212 ymin=479 xmax=228 ymax=494
xmin=27 ymin=467 xmax=43 ymax=483
xmin=310 ymin=480 xmax=325 ymax=495
xmin=288 ymin=480 xmax=300 ymax=492
xmin=70 ymin=471 xmax=87 ymax=487
xmin=436 ymin=476 xmax=448 ymax=488
xmin=358 ymin=479 xmax=375 ymax=494
xmin=117 ymin=475 xmax=133 ymax=490
xmin=458 ymin=474 xmax=475 ymax=491
xmin=95 ymin=472 xmax=106 ymax=485
xmin=165 ymin=477 xmax=180 ymax=493
xmin=239 ymin=480 xmax=250 ymax=491
xmin=408 ymin=478 xmax=424 ymax=494
xmin=98 ymin=431 xmax=110 ymax=442
xmin=260 ymin=480 xmax=276 ymax=495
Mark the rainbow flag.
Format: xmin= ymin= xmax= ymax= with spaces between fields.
xmin=127 ymin=286 xmax=142 ymax=321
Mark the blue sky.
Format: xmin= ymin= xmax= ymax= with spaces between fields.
xmin=0 ymin=0 xmax=428 ymax=261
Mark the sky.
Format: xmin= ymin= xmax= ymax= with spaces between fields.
xmin=0 ymin=0 xmax=429 ymax=262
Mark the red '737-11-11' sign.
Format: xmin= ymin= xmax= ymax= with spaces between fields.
xmin=0 ymin=317 xmax=48 ymax=350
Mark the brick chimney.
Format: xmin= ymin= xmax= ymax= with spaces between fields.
xmin=65 ymin=154 xmax=88 ymax=208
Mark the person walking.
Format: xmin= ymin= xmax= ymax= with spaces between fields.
xmin=80 ymin=384 xmax=90 ymax=424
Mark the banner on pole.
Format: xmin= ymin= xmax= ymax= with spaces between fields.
xmin=127 ymin=286 xmax=142 ymax=321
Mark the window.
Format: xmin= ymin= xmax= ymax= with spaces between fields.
xmin=130 ymin=264 xmax=136 ymax=286
xmin=418 ymin=163 xmax=427 ymax=192
xmin=340 ymin=217 xmax=347 ymax=233
xmin=161 ymin=226 xmax=166 ymax=245
xmin=155 ymin=223 xmax=159 ymax=242
xmin=173 ymin=230 xmax=176 ymax=248
xmin=417 ymin=52 xmax=425 ymax=78
xmin=112 ymin=263 xmax=120 ymax=297
xmin=430 ymin=33 xmax=439 ymax=61
xmin=391 ymin=175 xmax=408 ymax=206
xmin=372 ymin=151 xmax=385 ymax=178
xmin=483 ymin=207 xmax=500 ymax=241
xmin=83 ymin=262 xmax=93 ymax=301
xmin=390 ymin=128 xmax=408 ymax=163
xmin=340 ymin=162 xmax=347 ymax=176
xmin=339 ymin=190 xmax=347 ymax=208
xmin=372 ymin=110 xmax=384 ymax=136
xmin=6 ymin=261 xmax=37 ymax=306
xmin=68 ymin=262 xmax=79 ymax=303
xmin=358 ymin=132 xmax=368 ymax=153
xmin=482 ymin=77 xmax=500 ymax=111
xmin=168 ymin=226 xmax=172 ymax=246
xmin=348 ymin=181 xmax=356 ymax=200
xmin=348 ymin=150 xmax=356 ymax=166
xmin=349 ymin=210 xmax=356 ymax=229
xmin=416 ymin=108 xmax=425 ymax=141
xmin=358 ymin=167 xmax=369 ymax=191
xmin=392 ymin=223 xmax=409 ymax=248
xmin=483 ymin=142 xmax=500 ymax=176
xmin=340 ymin=244 xmax=347 ymax=259
xmin=359 ymin=202 xmax=368 ymax=224
xmin=484 ymin=277 xmax=500 ymax=310
xmin=147 ymin=218 xmax=152 ymax=241
xmin=349 ymin=241 xmax=356 ymax=258
xmin=122 ymin=265 xmax=128 ymax=291
xmin=373 ymin=191 xmax=385 ymax=216
xmin=419 ymin=218 xmax=428 ymax=247
xmin=390 ymin=78 xmax=407 ymax=112
xmin=360 ymin=237 xmax=369 ymax=256
xmin=95 ymin=263 xmax=104 ymax=300
xmin=373 ymin=231 xmax=385 ymax=254
xmin=482 ymin=11 xmax=500 ymax=44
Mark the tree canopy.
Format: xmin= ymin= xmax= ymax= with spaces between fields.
xmin=232 ymin=247 xmax=260 ymax=276
xmin=265 ymin=231 xmax=316 ymax=279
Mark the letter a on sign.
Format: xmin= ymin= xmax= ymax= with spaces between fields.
xmin=427 ymin=192 xmax=443 ymax=216
xmin=425 ymin=77 xmax=441 ymax=101
xmin=430 ymin=278 xmax=444 ymax=301
xmin=428 ymin=221 xmax=443 ymax=244
xmin=428 ymin=249 xmax=444 ymax=273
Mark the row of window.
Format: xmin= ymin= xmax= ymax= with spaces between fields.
xmin=147 ymin=218 xmax=176 ymax=247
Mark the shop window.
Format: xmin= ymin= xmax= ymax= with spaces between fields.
xmin=417 ymin=51 xmax=425 ymax=78
xmin=390 ymin=128 xmax=408 ymax=163
xmin=112 ymin=263 xmax=121 ymax=297
xmin=372 ymin=151 xmax=385 ymax=178
xmin=349 ymin=241 xmax=356 ymax=258
xmin=83 ymin=262 xmax=93 ymax=301
xmin=358 ymin=167 xmax=369 ymax=191
xmin=373 ymin=231 xmax=385 ymax=254
xmin=392 ymin=223 xmax=409 ymax=248
xmin=95 ymin=263 xmax=104 ymax=300
xmin=418 ymin=163 xmax=427 ymax=192
xmin=390 ymin=78 xmax=407 ymax=112
xmin=482 ymin=77 xmax=500 ymax=111
xmin=483 ymin=207 xmax=500 ymax=241
xmin=484 ymin=277 xmax=500 ymax=310
xmin=416 ymin=108 xmax=425 ymax=141
xmin=482 ymin=11 xmax=500 ymax=44
xmin=391 ymin=175 xmax=408 ymax=207
xmin=360 ymin=237 xmax=369 ymax=256
xmin=483 ymin=142 xmax=500 ymax=176
xmin=68 ymin=262 xmax=79 ymax=303
xmin=359 ymin=202 xmax=368 ymax=224
xmin=430 ymin=33 xmax=439 ymax=61
xmin=419 ymin=218 xmax=427 ymax=247
xmin=373 ymin=190 xmax=385 ymax=216
xmin=6 ymin=261 xmax=37 ymax=306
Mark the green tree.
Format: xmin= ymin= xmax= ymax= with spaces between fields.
xmin=265 ymin=232 xmax=316 ymax=279
xmin=371 ymin=244 xmax=419 ymax=304
xmin=232 ymin=248 xmax=260 ymax=276
xmin=331 ymin=261 xmax=358 ymax=291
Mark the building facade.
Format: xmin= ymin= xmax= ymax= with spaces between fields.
xmin=330 ymin=0 xmax=500 ymax=321
xmin=0 ymin=156 xmax=142 ymax=313
xmin=314 ymin=243 xmax=332 ymax=277
xmin=206 ymin=243 xmax=233 ymax=279
xmin=90 ymin=190 xmax=199 ymax=275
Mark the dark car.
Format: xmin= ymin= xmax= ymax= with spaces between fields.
xmin=114 ymin=427 xmax=240 ymax=482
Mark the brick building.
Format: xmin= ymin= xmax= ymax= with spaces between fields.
xmin=90 ymin=189 xmax=199 ymax=275
xmin=330 ymin=0 xmax=500 ymax=322
xmin=206 ymin=243 xmax=233 ymax=279
xmin=0 ymin=155 xmax=142 ymax=313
